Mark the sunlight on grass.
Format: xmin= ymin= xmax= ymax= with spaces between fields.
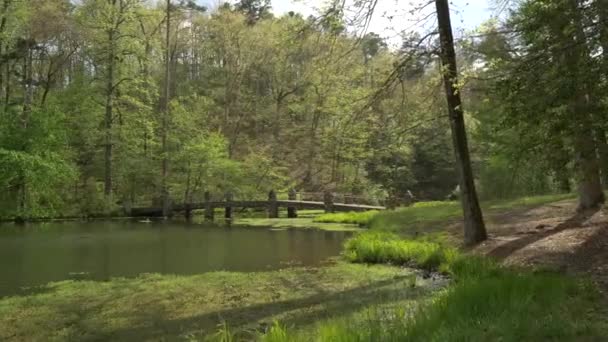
xmin=343 ymin=231 xmax=458 ymax=271
xmin=254 ymin=232 xmax=606 ymax=341
xmin=313 ymin=211 xmax=378 ymax=226
xmin=313 ymin=193 xmax=578 ymax=236
xmin=0 ymin=262 xmax=423 ymax=341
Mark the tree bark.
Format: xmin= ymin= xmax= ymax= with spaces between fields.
xmin=569 ymin=0 xmax=605 ymax=210
xmin=22 ymin=43 xmax=33 ymax=128
xmin=0 ymin=0 xmax=11 ymax=106
xmin=595 ymin=0 xmax=608 ymax=187
xmin=435 ymin=0 xmax=487 ymax=245
xmin=104 ymin=28 xmax=115 ymax=198
xmin=593 ymin=126 xmax=608 ymax=187
xmin=161 ymin=0 xmax=171 ymax=217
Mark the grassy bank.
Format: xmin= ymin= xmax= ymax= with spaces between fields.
xmin=256 ymin=232 xmax=606 ymax=341
xmin=232 ymin=210 xmax=364 ymax=232
xmin=0 ymin=262 xmax=434 ymax=341
xmin=314 ymin=193 xmax=577 ymax=234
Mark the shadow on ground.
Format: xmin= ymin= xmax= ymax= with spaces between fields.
xmin=102 ymin=275 xmax=429 ymax=340
xmin=486 ymin=207 xmax=600 ymax=261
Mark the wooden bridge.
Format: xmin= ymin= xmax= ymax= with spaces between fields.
xmin=129 ymin=190 xmax=385 ymax=220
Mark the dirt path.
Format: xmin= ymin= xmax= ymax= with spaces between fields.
xmin=463 ymin=199 xmax=608 ymax=293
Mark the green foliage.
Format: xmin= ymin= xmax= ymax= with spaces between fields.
xmin=0 ymin=106 xmax=76 ymax=218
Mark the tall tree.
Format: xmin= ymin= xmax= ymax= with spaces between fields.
xmin=161 ymin=0 xmax=171 ymax=217
xmin=435 ymin=0 xmax=487 ymax=245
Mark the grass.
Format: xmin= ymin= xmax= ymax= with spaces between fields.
xmin=255 ymin=232 xmax=607 ymax=341
xmin=3 ymin=193 xmax=600 ymax=341
xmin=313 ymin=211 xmax=378 ymax=226
xmin=0 ymin=262 xmax=431 ymax=341
xmin=343 ymin=231 xmax=457 ymax=271
xmin=314 ymin=193 xmax=577 ymax=235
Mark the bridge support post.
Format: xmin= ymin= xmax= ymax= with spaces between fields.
xmin=268 ymin=190 xmax=279 ymax=218
xmin=204 ymin=191 xmax=214 ymax=221
xmin=225 ymin=192 xmax=233 ymax=221
xmin=324 ymin=191 xmax=334 ymax=213
xmin=287 ymin=188 xmax=298 ymax=218
xmin=184 ymin=203 xmax=192 ymax=221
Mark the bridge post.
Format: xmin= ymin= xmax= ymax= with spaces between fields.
xmin=204 ymin=191 xmax=214 ymax=221
xmin=324 ymin=191 xmax=334 ymax=213
xmin=184 ymin=202 xmax=192 ymax=221
xmin=268 ymin=190 xmax=279 ymax=218
xmin=287 ymin=188 xmax=298 ymax=218
xmin=225 ymin=192 xmax=233 ymax=221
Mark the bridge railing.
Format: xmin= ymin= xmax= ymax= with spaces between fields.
xmin=128 ymin=189 xmax=385 ymax=220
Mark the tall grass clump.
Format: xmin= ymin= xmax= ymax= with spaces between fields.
xmin=313 ymin=211 xmax=378 ymax=225
xmin=343 ymin=231 xmax=458 ymax=271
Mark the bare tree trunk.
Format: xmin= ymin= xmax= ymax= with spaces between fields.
xmin=569 ymin=0 xmax=604 ymax=210
xmin=596 ymin=0 xmax=608 ymax=187
xmin=17 ymin=42 xmax=34 ymax=217
xmin=435 ymin=0 xmax=487 ymax=245
xmin=0 ymin=0 xmax=10 ymax=106
xmin=4 ymin=60 xmax=9 ymax=112
xmin=22 ymin=44 xmax=33 ymax=127
xmin=593 ymin=126 xmax=608 ymax=187
xmin=161 ymin=0 xmax=171 ymax=217
xmin=104 ymin=29 xmax=114 ymax=198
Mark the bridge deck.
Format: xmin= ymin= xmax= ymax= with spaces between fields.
xmin=130 ymin=200 xmax=384 ymax=217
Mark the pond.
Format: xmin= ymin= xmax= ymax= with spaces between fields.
xmin=0 ymin=221 xmax=351 ymax=297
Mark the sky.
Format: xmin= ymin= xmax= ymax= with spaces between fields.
xmin=201 ymin=0 xmax=497 ymax=45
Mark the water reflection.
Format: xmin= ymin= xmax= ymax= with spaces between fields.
xmin=0 ymin=221 xmax=350 ymax=297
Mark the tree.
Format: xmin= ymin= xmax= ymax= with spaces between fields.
xmin=435 ymin=0 xmax=487 ymax=245
xmin=161 ymin=0 xmax=171 ymax=216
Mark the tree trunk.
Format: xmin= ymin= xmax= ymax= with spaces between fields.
xmin=596 ymin=1 xmax=608 ymax=187
xmin=161 ymin=0 xmax=171 ymax=217
xmin=22 ymin=44 xmax=33 ymax=128
xmin=435 ymin=0 xmax=487 ymax=245
xmin=104 ymin=29 xmax=114 ymax=198
xmin=593 ymin=126 xmax=608 ymax=187
xmin=0 ymin=0 xmax=9 ymax=106
xmin=569 ymin=0 xmax=605 ymax=210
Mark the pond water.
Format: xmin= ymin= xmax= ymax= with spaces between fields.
xmin=0 ymin=221 xmax=351 ymax=297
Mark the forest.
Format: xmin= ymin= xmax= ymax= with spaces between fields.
xmin=2 ymin=0 xmax=608 ymax=340
xmin=4 ymin=0 xmax=606 ymax=221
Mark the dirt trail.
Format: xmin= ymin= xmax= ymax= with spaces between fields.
xmin=459 ymin=199 xmax=608 ymax=292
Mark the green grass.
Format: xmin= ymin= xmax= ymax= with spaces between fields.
xmin=313 ymin=211 xmax=378 ymax=226
xmin=0 ymin=262 xmax=430 ymax=341
xmin=255 ymin=232 xmax=607 ymax=341
xmin=233 ymin=217 xmax=363 ymax=231
xmin=314 ymin=193 xmax=577 ymax=235
xmin=343 ymin=231 xmax=457 ymax=271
